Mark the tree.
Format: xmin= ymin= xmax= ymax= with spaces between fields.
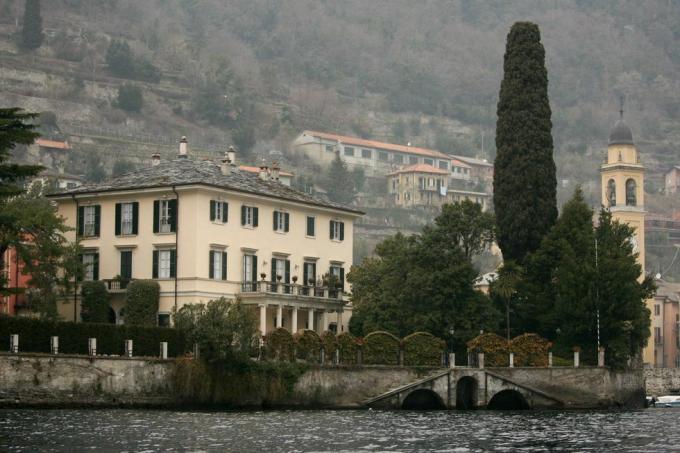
xmin=124 ymin=280 xmax=160 ymax=326
xmin=80 ymin=281 xmax=110 ymax=323
xmin=105 ymin=40 xmax=134 ymax=78
xmin=20 ymin=0 xmax=43 ymax=50
xmin=84 ymin=154 xmax=106 ymax=182
xmin=115 ymin=84 xmax=143 ymax=112
xmin=326 ymin=152 xmax=354 ymax=204
xmin=424 ymin=200 xmax=495 ymax=260
xmin=491 ymin=261 xmax=523 ymax=341
xmin=493 ymin=22 xmax=557 ymax=264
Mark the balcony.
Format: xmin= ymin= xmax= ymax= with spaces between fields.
xmin=103 ymin=279 xmax=133 ymax=293
xmin=239 ymin=281 xmax=343 ymax=303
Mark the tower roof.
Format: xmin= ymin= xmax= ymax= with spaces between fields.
xmin=609 ymin=119 xmax=634 ymax=145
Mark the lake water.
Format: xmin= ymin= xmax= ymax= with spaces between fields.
xmin=0 ymin=408 xmax=676 ymax=452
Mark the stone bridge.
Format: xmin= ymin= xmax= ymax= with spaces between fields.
xmin=360 ymin=367 xmax=645 ymax=410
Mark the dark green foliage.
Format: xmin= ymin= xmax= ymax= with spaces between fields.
xmin=80 ymin=281 xmax=109 ymax=323
xmin=424 ymin=200 xmax=495 ymax=259
xmin=0 ymin=315 xmax=186 ymax=357
xmin=326 ymin=152 xmax=354 ymax=205
xmin=124 ymin=280 xmax=160 ymax=327
xmin=293 ymin=329 xmax=321 ymax=363
xmin=115 ymin=84 xmax=143 ymax=112
xmin=494 ymin=22 xmax=557 ymax=264
xmin=231 ymin=125 xmax=255 ymax=156
xmin=362 ymin=331 xmax=400 ymax=365
xmin=0 ymin=108 xmax=41 ymax=198
xmin=264 ymin=327 xmax=294 ymax=361
xmin=105 ymin=39 xmax=161 ymax=82
xmin=467 ymin=332 xmax=510 ymax=367
xmin=112 ymin=159 xmax=136 ymax=177
xmin=402 ymin=332 xmax=445 ymax=366
xmin=337 ymin=332 xmax=358 ymax=364
xmin=20 ymin=0 xmax=43 ymax=50
xmin=84 ymin=153 xmax=106 ymax=183
xmin=321 ymin=330 xmax=337 ymax=358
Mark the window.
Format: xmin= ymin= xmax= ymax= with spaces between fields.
xmin=330 ymin=220 xmax=345 ymax=241
xmin=153 ymin=199 xmax=177 ymax=234
xmin=78 ymin=205 xmax=100 ymax=238
xmin=378 ymin=151 xmax=389 ymax=162
xmin=210 ymin=200 xmax=229 ymax=223
xmin=424 ymin=158 xmax=434 ymax=166
xmin=157 ymin=313 xmax=171 ymax=327
xmin=409 ymin=156 xmax=418 ymax=164
xmin=626 ymin=179 xmax=637 ymax=206
xmin=81 ymin=252 xmax=99 ymax=281
xmin=361 ymin=149 xmax=372 ymax=159
xmin=153 ymin=249 xmax=176 ymax=279
xmin=655 ymin=327 xmax=662 ymax=344
xmin=330 ymin=265 xmax=345 ymax=292
xmin=241 ymin=205 xmax=259 ymax=227
xmin=439 ymin=161 xmax=449 ymax=170
xmin=242 ymin=254 xmax=257 ymax=291
xmin=120 ymin=250 xmax=132 ymax=280
xmin=325 ymin=144 xmax=335 ymax=153
xmin=392 ymin=179 xmax=397 ymax=190
xmin=344 ymin=146 xmax=354 ymax=157
xmin=273 ymin=210 xmax=290 ymax=232
xmin=209 ymin=250 xmax=227 ymax=280
xmin=394 ymin=154 xmax=404 ymax=164
xmin=655 ymin=304 xmax=661 ymax=316
xmin=271 ymin=257 xmax=291 ymax=293
xmin=115 ymin=202 xmax=138 ymax=236
xmin=607 ymin=179 xmax=617 ymax=206
xmin=418 ymin=177 xmax=425 ymax=190
xmin=303 ymin=261 xmax=317 ymax=287
xmin=306 ymin=216 xmax=315 ymax=237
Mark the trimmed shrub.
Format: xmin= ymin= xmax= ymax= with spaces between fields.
xmin=293 ymin=329 xmax=321 ymax=363
xmin=0 ymin=315 xmax=186 ymax=357
xmin=80 ymin=281 xmax=110 ymax=323
xmin=362 ymin=331 xmax=400 ymax=365
xmin=510 ymin=333 xmax=552 ymax=367
xmin=321 ymin=330 xmax=337 ymax=359
xmin=125 ymin=280 xmax=160 ymax=327
xmin=467 ymin=333 xmax=509 ymax=367
xmin=115 ymin=83 xmax=143 ymax=112
xmin=337 ymin=332 xmax=358 ymax=364
xmin=264 ymin=328 xmax=294 ymax=362
xmin=403 ymin=332 xmax=445 ymax=366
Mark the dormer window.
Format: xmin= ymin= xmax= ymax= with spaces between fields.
xmin=626 ymin=179 xmax=637 ymax=206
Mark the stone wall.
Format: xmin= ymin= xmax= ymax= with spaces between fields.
xmin=644 ymin=368 xmax=680 ymax=395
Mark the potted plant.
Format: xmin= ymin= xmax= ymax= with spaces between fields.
xmin=292 ymin=275 xmax=298 ymax=283
xmin=260 ymin=272 xmax=266 ymax=281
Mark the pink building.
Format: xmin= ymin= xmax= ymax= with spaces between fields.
xmin=666 ymin=166 xmax=680 ymax=194
xmin=649 ymin=280 xmax=680 ymax=368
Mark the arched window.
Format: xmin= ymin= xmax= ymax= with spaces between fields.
xmin=607 ymin=179 xmax=616 ymax=206
xmin=626 ymin=179 xmax=637 ymax=206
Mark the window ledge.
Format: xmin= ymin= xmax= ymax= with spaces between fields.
xmin=154 ymin=232 xmax=176 ymax=236
xmin=78 ymin=236 xmax=99 ymax=240
xmin=211 ymin=221 xmax=226 ymax=226
xmin=305 ymin=235 xmax=316 ymax=239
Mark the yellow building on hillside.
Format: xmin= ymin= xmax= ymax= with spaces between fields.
xmin=48 ymin=140 xmax=362 ymax=336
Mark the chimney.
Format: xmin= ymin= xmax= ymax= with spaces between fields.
xmin=178 ymin=136 xmax=188 ymax=158
xmin=151 ymin=153 xmax=161 ymax=167
xmin=227 ymin=146 xmax=237 ymax=165
xmin=271 ymin=161 xmax=280 ymax=181
xmin=259 ymin=158 xmax=269 ymax=180
xmin=221 ymin=151 xmax=231 ymax=175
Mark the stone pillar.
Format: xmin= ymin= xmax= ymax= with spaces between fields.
xmin=598 ymin=347 xmax=605 ymax=367
xmin=336 ymin=310 xmax=342 ymax=332
xmin=292 ymin=307 xmax=299 ymax=333
xmin=308 ymin=309 xmax=315 ymax=332
xmin=335 ymin=349 xmax=340 ymax=365
xmin=50 ymin=336 xmax=59 ymax=355
xmin=9 ymin=334 xmax=18 ymax=353
xmin=259 ymin=304 xmax=267 ymax=334
xmin=88 ymin=338 xmax=97 ymax=356
xmin=573 ymin=350 xmax=580 ymax=368
xmin=548 ymin=351 xmax=553 ymax=367
xmin=124 ymin=339 xmax=133 ymax=357
xmin=398 ymin=349 xmax=404 ymax=366
xmin=193 ymin=343 xmax=200 ymax=359
xmin=276 ymin=305 xmax=283 ymax=328
xmin=448 ymin=353 xmax=456 ymax=369
xmin=322 ymin=311 xmax=329 ymax=332
xmin=320 ymin=348 xmax=325 ymax=365
xmin=509 ymin=352 xmax=514 ymax=368
xmin=478 ymin=352 xmax=485 ymax=369
xmin=160 ymin=342 xmax=168 ymax=359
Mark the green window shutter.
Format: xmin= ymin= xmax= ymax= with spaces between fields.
xmin=153 ymin=201 xmax=160 ymax=233
xmin=285 ymin=260 xmax=290 ymax=283
xmin=93 ymin=253 xmax=99 ymax=281
xmin=210 ymin=200 xmax=216 ymax=222
xmin=223 ymin=202 xmax=228 ymax=223
xmin=284 ymin=213 xmax=290 ymax=232
xmin=221 ymin=252 xmax=227 ymax=280
xmin=170 ymin=250 xmax=177 ymax=278
xmin=77 ymin=206 xmax=85 ymax=237
xmin=241 ymin=205 xmax=246 ymax=225
xmin=152 ymin=250 xmax=159 ymax=278
xmin=209 ymin=250 xmax=215 ymax=279
xmin=132 ymin=202 xmax=139 ymax=235
xmin=330 ymin=220 xmax=334 ymax=239
xmin=340 ymin=222 xmax=345 ymax=241
xmin=169 ymin=199 xmax=178 ymax=233
xmin=340 ymin=267 xmax=345 ymax=291
xmin=273 ymin=211 xmax=278 ymax=230
xmin=94 ymin=205 xmax=101 ymax=236
xmin=307 ymin=217 xmax=314 ymax=236
xmin=115 ymin=203 xmax=121 ymax=236
xmin=271 ymin=260 xmax=276 ymax=282
xmin=252 ymin=256 xmax=257 ymax=282
xmin=253 ymin=207 xmax=259 ymax=227
xmin=303 ymin=263 xmax=308 ymax=286
xmin=120 ymin=251 xmax=132 ymax=280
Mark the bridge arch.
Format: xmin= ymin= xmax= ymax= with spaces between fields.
xmin=487 ymin=389 xmax=530 ymax=410
xmin=455 ymin=376 xmax=478 ymax=409
xmin=401 ymin=389 xmax=446 ymax=410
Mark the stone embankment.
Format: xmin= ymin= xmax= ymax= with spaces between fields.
xmin=644 ymin=368 xmax=680 ymax=395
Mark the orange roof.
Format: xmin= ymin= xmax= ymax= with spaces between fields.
xmin=387 ymin=164 xmax=449 ymax=176
xmin=450 ymin=159 xmax=471 ymax=168
xmin=301 ymin=130 xmax=450 ymax=159
xmin=239 ymin=165 xmax=293 ymax=177
xmin=35 ymin=138 xmax=70 ymax=150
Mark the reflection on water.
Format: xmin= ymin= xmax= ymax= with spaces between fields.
xmin=0 ymin=408 xmax=674 ymax=452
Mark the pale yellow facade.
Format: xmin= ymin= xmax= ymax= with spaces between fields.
xmin=51 ymin=165 xmax=360 ymax=336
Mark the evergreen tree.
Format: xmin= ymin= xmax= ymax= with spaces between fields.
xmin=326 ymin=152 xmax=354 ymax=205
xmin=493 ymin=22 xmax=557 ymax=264
xmin=20 ymin=0 xmax=43 ymax=50
xmin=115 ymin=83 xmax=143 ymax=112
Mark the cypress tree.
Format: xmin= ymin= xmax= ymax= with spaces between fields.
xmin=21 ymin=0 xmax=44 ymax=51
xmin=326 ymin=152 xmax=354 ymax=204
xmin=493 ymin=22 xmax=557 ymax=264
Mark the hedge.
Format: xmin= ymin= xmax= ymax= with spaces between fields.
xmin=467 ymin=332 xmax=509 ymax=366
xmin=362 ymin=331 xmax=400 ymax=365
xmin=510 ymin=333 xmax=552 ymax=367
xmin=264 ymin=328 xmax=294 ymax=362
xmin=403 ymin=332 xmax=445 ymax=366
xmin=337 ymin=332 xmax=358 ymax=364
xmin=293 ymin=329 xmax=321 ymax=363
xmin=321 ymin=331 xmax=337 ymax=359
xmin=0 ymin=315 xmax=186 ymax=357
xmin=125 ymin=280 xmax=160 ymax=327
xmin=80 ymin=281 xmax=110 ymax=323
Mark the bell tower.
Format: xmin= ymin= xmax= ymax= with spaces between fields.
xmin=600 ymin=108 xmax=646 ymax=273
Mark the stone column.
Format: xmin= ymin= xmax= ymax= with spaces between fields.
xmin=276 ymin=304 xmax=283 ymax=328
xmin=509 ymin=352 xmax=514 ymax=368
xmin=292 ymin=307 xmax=299 ymax=333
xmin=259 ymin=304 xmax=267 ymax=334
xmin=478 ymin=352 xmax=485 ymax=369
xmin=160 ymin=342 xmax=168 ymax=359
xmin=573 ymin=350 xmax=580 ymax=368
xmin=598 ymin=347 xmax=605 ymax=367
xmin=308 ymin=309 xmax=315 ymax=332
xmin=51 ymin=336 xmax=59 ymax=355
xmin=449 ymin=353 xmax=456 ymax=369
xmin=322 ymin=311 xmax=329 ymax=332
xmin=548 ymin=351 xmax=553 ymax=367
xmin=336 ymin=310 xmax=342 ymax=332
